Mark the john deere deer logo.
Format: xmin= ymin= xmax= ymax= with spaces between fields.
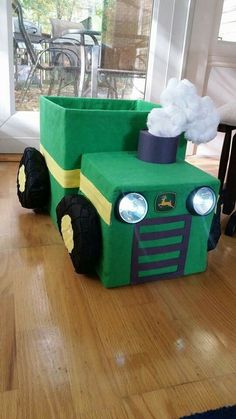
xmin=156 ymin=193 xmax=176 ymax=211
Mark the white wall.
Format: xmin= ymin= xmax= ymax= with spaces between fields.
xmin=184 ymin=0 xmax=236 ymax=157
xmin=207 ymin=66 xmax=236 ymax=107
xmin=0 ymin=112 xmax=40 ymax=152
xmin=145 ymin=0 xmax=191 ymax=103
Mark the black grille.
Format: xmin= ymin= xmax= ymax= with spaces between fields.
xmin=131 ymin=215 xmax=192 ymax=284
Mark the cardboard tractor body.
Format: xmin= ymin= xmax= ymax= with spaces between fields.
xmin=17 ymin=96 xmax=220 ymax=288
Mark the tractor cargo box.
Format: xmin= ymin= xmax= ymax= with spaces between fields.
xmin=40 ymin=97 xmax=187 ymax=224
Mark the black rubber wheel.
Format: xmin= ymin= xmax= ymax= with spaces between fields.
xmin=207 ymin=200 xmax=222 ymax=251
xmin=56 ymin=194 xmax=101 ymax=274
xmin=17 ymin=147 xmax=50 ymax=209
xmin=225 ymin=211 xmax=236 ymax=237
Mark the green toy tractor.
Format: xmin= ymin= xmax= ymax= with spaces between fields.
xmin=17 ymin=96 xmax=220 ymax=288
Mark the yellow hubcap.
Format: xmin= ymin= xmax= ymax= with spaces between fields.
xmin=61 ymin=215 xmax=74 ymax=253
xmin=18 ymin=165 xmax=26 ymax=192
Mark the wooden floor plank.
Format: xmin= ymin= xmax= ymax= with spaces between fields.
xmin=0 ymin=295 xmax=18 ymax=392
xmin=16 ymin=327 xmax=76 ymax=419
xmin=41 ymin=249 xmax=121 ymax=415
xmin=0 ymin=390 xmax=18 ymax=419
xmin=79 ymin=374 xmax=236 ymax=419
xmin=0 ymin=154 xmax=22 ymax=162
xmin=140 ymin=373 xmax=236 ymax=419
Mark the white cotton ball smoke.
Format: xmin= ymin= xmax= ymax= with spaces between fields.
xmin=147 ymin=77 xmax=220 ymax=144
xmin=147 ymin=108 xmax=172 ymax=137
xmin=185 ymin=96 xmax=220 ymax=143
xmin=161 ymin=78 xmax=201 ymax=123
xmin=147 ymin=106 xmax=187 ymax=137
xmin=161 ymin=78 xmax=197 ymax=107
xmin=185 ymin=119 xmax=218 ymax=144
xmin=160 ymin=78 xmax=179 ymax=107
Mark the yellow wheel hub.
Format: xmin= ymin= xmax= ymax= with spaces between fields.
xmin=61 ymin=215 xmax=74 ymax=253
xmin=18 ymin=164 xmax=26 ymax=192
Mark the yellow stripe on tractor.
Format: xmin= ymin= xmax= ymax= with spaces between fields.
xmin=40 ymin=144 xmax=80 ymax=188
xmin=80 ymin=173 xmax=112 ymax=226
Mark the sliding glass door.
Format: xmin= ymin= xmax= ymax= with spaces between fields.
xmin=12 ymin=0 xmax=153 ymax=111
xmin=0 ymin=0 xmax=192 ymax=153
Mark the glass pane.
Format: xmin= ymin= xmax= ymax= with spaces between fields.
xmin=98 ymin=0 xmax=153 ymax=99
xmin=218 ymin=0 xmax=236 ymax=42
xmin=12 ymin=0 xmax=153 ymax=111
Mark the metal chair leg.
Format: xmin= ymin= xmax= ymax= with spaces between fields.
xmin=48 ymin=68 xmax=56 ymax=96
xmin=20 ymin=62 xmax=39 ymax=103
xmin=57 ymin=70 xmax=65 ymax=96
xmin=73 ymin=69 xmax=78 ymax=96
xmin=78 ymin=45 xmax=86 ymax=97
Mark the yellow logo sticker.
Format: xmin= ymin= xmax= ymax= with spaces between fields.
xmin=156 ymin=193 xmax=176 ymax=211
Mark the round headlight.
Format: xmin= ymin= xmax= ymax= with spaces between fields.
xmin=117 ymin=192 xmax=148 ymax=223
xmin=187 ymin=187 xmax=216 ymax=215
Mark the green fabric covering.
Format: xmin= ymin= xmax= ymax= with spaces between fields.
xmin=81 ymin=151 xmax=220 ymax=288
xmin=81 ymin=151 xmax=219 ymax=200
xmin=39 ymin=96 xmax=212 ymax=288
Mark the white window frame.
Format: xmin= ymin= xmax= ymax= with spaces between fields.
xmin=0 ymin=0 xmax=15 ymax=123
xmin=0 ymin=0 xmax=192 ymax=153
xmin=145 ymin=0 xmax=192 ymax=102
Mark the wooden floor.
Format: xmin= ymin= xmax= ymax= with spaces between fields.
xmin=1 ymin=159 xmax=236 ymax=419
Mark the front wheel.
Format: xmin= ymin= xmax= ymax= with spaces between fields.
xmin=56 ymin=194 xmax=101 ymax=274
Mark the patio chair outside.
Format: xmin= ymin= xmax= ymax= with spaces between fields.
xmin=12 ymin=0 xmax=83 ymax=103
xmin=50 ymin=18 xmax=101 ymax=97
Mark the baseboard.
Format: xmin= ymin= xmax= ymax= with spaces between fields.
xmin=0 ymin=153 xmax=22 ymax=162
